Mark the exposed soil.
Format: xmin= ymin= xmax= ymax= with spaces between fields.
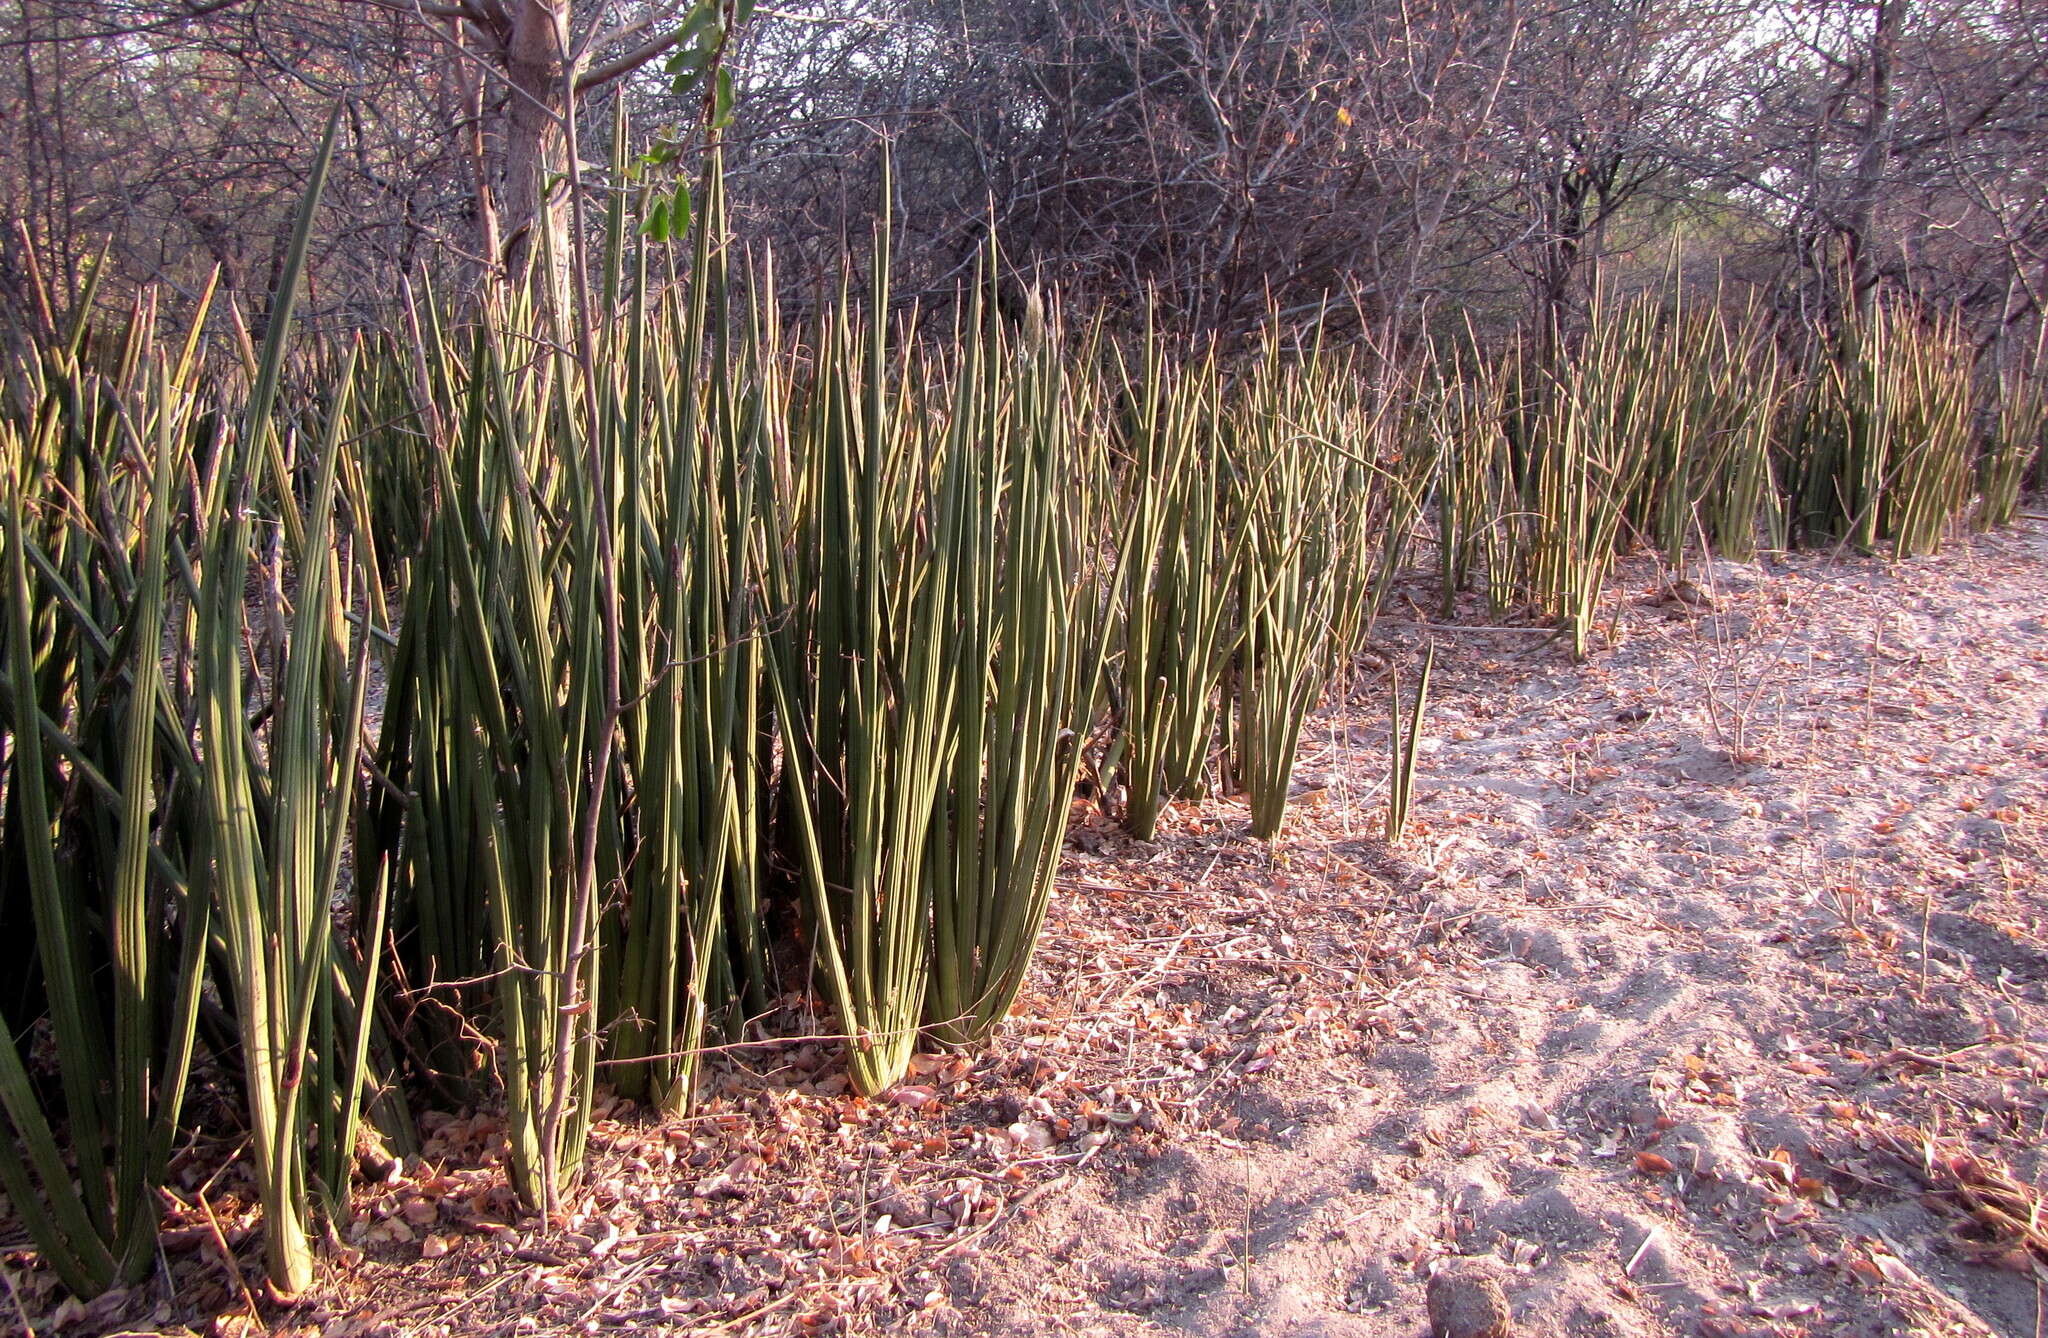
xmin=949 ymin=520 xmax=2048 ymax=1338
xmin=10 ymin=520 xmax=2047 ymax=1337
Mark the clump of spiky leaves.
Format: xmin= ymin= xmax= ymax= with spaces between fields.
xmin=8 ymin=121 xmax=2046 ymax=1309
xmin=1422 ymin=346 xmax=1524 ymax=620
xmin=604 ymin=161 xmax=768 ymax=1115
xmin=397 ymin=292 xmax=615 ymax=1212
xmin=1385 ymin=644 xmax=1436 ymax=843
xmin=0 ymin=288 xmax=213 ymax=1297
xmin=1978 ymin=344 xmax=2044 ymax=532
xmin=1501 ymin=296 xmax=1663 ymax=658
xmin=190 ymin=111 xmax=405 ymax=1296
xmin=926 ymin=277 xmax=1113 ymax=1046
xmin=1230 ymin=348 xmax=1347 ymax=840
xmin=1783 ymin=301 xmax=1977 ymax=555
xmin=2 ymin=111 xmax=405 ymax=1298
xmin=362 ymin=156 xmax=771 ymax=1209
xmin=1613 ymin=296 xmax=1783 ymax=564
xmin=758 ymin=173 xmax=963 ymax=1094
xmin=1108 ymin=326 xmax=1239 ymax=839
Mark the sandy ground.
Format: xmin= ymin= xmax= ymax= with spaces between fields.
xmin=11 ymin=521 xmax=2046 ymax=1338
xmin=946 ymin=520 xmax=2048 ymax=1338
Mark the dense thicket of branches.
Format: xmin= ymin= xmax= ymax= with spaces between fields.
xmin=4 ymin=0 xmax=2045 ymax=350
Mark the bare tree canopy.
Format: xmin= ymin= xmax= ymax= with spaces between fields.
xmin=4 ymin=0 xmax=2045 ymax=345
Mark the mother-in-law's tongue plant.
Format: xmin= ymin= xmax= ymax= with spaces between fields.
xmin=1108 ymin=324 xmax=1238 ymax=841
xmin=758 ymin=198 xmax=955 ymax=1095
xmin=6 ymin=102 xmax=2045 ymax=1308
xmin=925 ymin=267 xmax=1114 ymax=1046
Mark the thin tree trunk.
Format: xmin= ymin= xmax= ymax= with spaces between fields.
xmin=1842 ymin=0 xmax=1900 ymax=320
xmin=450 ymin=17 xmax=502 ymax=279
xmin=498 ymin=0 xmax=573 ymax=300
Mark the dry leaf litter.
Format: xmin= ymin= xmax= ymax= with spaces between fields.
xmin=6 ymin=521 xmax=2047 ymax=1338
